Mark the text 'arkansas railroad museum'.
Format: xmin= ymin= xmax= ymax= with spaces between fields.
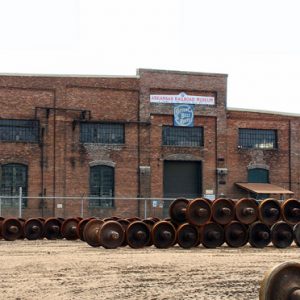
xmin=0 ymin=69 xmax=299 ymax=218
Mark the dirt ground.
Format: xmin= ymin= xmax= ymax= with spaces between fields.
xmin=0 ymin=240 xmax=299 ymax=300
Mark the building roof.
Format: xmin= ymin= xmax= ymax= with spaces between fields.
xmin=137 ymin=68 xmax=228 ymax=77
xmin=228 ymin=107 xmax=300 ymax=118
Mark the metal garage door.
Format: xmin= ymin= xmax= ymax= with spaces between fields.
xmin=163 ymin=161 xmax=202 ymax=216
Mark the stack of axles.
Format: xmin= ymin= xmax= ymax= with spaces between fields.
xmin=166 ymin=197 xmax=300 ymax=249
xmin=1 ymin=197 xmax=300 ymax=249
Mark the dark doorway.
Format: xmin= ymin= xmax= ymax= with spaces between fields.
xmin=163 ymin=160 xmax=202 ymax=217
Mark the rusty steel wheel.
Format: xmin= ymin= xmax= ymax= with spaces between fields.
xmin=169 ymin=198 xmax=189 ymax=225
xmin=142 ymin=219 xmax=156 ymax=246
xmin=126 ymin=221 xmax=151 ymax=248
xmin=117 ymin=219 xmax=130 ymax=247
xmin=282 ymin=198 xmax=300 ymax=225
xmin=152 ymin=221 xmax=177 ymax=249
xmin=259 ymin=262 xmax=300 ymax=300
xmin=17 ymin=218 xmax=26 ymax=239
xmin=186 ymin=198 xmax=212 ymax=226
xmin=258 ymin=198 xmax=281 ymax=226
xmin=24 ymin=218 xmax=44 ymax=240
xmin=235 ymin=198 xmax=258 ymax=225
xmin=271 ymin=221 xmax=293 ymax=248
xmin=103 ymin=216 xmax=120 ymax=222
xmin=224 ymin=221 xmax=248 ymax=248
xmin=99 ymin=221 xmax=124 ymax=249
xmin=83 ymin=219 xmax=104 ymax=247
xmin=211 ymin=198 xmax=235 ymax=225
xmin=44 ymin=218 xmax=63 ymax=240
xmin=248 ymin=221 xmax=271 ymax=248
xmin=1 ymin=218 xmax=23 ymax=241
xmin=77 ymin=218 xmax=95 ymax=241
xmin=61 ymin=218 xmax=80 ymax=240
xmin=201 ymin=222 xmax=225 ymax=248
xmin=0 ymin=217 xmax=4 ymax=239
xmin=176 ymin=223 xmax=199 ymax=249
xmin=293 ymin=223 xmax=300 ymax=247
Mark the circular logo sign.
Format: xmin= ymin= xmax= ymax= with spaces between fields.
xmin=174 ymin=104 xmax=194 ymax=127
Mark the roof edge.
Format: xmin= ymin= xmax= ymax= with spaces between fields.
xmin=137 ymin=68 xmax=228 ymax=78
xmin=0 ymin=73 xmax=139 ymax=79
xmin=228 ymin=107 xmax=300 ymax=118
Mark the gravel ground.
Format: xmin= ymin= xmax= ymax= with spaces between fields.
xmin=0 ymin=240 xmax=299 ymax=300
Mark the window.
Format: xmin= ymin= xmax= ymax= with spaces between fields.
xmin=80 ymin=123 xmax=124 ymax=144
xmin=89 ymin=165 xmax=114 ymax=208
xmin=0 ymin=164 xmax=28 ymax=207
xmin=238 ymin=129 xmax=277 ymax=149
xmin=162 ymin=126 xmax=204 ymax=147
xmin=0 ymin=119 xmax=39 ymax=143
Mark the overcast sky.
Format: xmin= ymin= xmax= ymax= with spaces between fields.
xmin=0 ymin=0 xmax=300 ymax=114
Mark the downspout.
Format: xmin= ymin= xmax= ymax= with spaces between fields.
xmin=53 ymin=90 xmax=57 ymax=215
xmin=215 ymin=117 xmax=218 ymax=197
xmin=289 ymin=120 xmax=292 ymax=191
xmin=137 ymin=91 xmax=141 ymax=217
xmin=40 ymin=127 xmax=45 ymax=217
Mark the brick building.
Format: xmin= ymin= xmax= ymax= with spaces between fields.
xmin=0 ymin=69 xmax=299 ymax=218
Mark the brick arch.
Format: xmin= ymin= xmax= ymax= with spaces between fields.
xmin=163 ymin=154 xmax=202 ymax=161
xmin=0 ymin=158 xmax=29 ymax=166
xmin=247 ymin=164 xmax=270 ymax=171
xmin=88 ymin=160 xmax=116 ymax=168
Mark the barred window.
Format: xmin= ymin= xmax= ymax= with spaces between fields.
xmin=238 ymin=129 xmax=277 ymax=149
xmin=89 ymin=165 xmax=114 ymax=208
xmin=0 ymin=164 xmax=28 ymax=207
xmin=162 ymin=126 xmax=204 ymax=147
xmin=80 ymin=123 xmax=124 ymax=144
xmin=0 ymin=119 xmax=39 ymax=143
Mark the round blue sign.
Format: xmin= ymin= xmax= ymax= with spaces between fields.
xmin=174 ymin=104 xmax=194 ymax=127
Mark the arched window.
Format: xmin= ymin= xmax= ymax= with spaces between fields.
xmin=89 ymin=165 xmax=114 ymax=208
xmin=0 ymin=163 xmax=28 ymax=207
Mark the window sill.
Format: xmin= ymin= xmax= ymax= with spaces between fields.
xmin=88 ymin=206 xmax=116 ymax=209
xmin=237 ymin=147 xmax=278 ymax=151
xmin=0 ymin=140 xmax=39 ymax=144
xmin=161 ymin=145 xmax=204 ymax=148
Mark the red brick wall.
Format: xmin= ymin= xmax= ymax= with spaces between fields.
xmin=0 ymin=70 xmax=299 ymax=219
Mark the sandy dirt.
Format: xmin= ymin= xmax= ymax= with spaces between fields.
xmin=0 ymin=240 xmax=299 ymax=300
